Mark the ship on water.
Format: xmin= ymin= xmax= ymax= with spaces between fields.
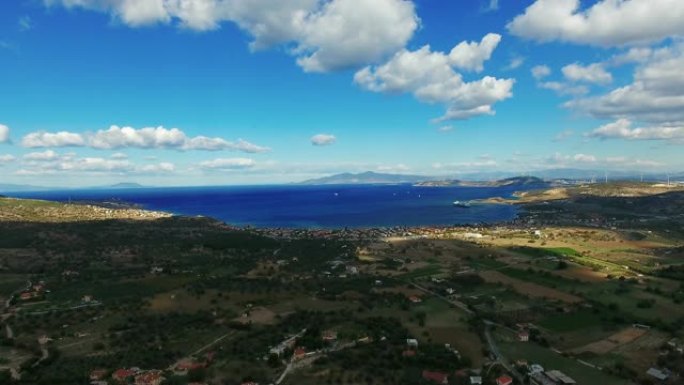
xmin=452 ymin=200 xmax=472 ymax=208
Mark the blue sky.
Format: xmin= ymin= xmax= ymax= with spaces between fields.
xmin=1 ymin=0 xmax=683 ymax=186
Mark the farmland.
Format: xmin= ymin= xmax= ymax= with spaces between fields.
xmin=1 ymin=184 xmax=684 ymax=384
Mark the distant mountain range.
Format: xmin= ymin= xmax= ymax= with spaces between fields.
xmin=100 ymin=183 xmax=145 ymax=189
xmin=0 ymin=184 xmax=54 ymax=193
xmin=416 ymin=176 xmax=548 ymax=187
xmin=299 ymin=170 xmax=683 ymax=185
xmin=0 ymin=182 xmax=147 ymax=193
xmin=298 ymin=171 xmax=439 ymax=185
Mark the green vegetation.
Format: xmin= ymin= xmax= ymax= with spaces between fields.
xmin=539 ymin=309 xmax=605 ymax=332
xmin=2 ymin=187 xmax=684 ymax=385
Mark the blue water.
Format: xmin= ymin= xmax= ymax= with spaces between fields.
xmin=9 ymin=184 xmax=530 ymax=228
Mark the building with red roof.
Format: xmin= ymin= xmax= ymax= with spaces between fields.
xmin=112 ymin=368 xmax=136 ymax=382
xmin=496 ymin=375 xmax=513 ymax=385
xmin=422 ymin=370 xmax=449 ymax=384
xmin=135 ymin=370 xmax=164 ymax=385
xmin=293 ymin=347 xmax=306 ymax=360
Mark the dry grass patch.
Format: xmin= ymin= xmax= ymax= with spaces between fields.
xmin=571 ymin=327 xmax=648 ymax=355
xmin=233 ymin=306 xmax=277 ymax=325
xmin=479 ymin=270 xmax=582 ymax=304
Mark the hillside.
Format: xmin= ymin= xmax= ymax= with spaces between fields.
xmin=0 ymin=197 xmax=170 ymax=222
xmin=415 ymin=176 xmax=548 ymax=188
xmin=482 ymin=182 xmax=684 ymax=204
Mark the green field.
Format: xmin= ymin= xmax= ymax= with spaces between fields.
xmin=539 ymin=309 xmax=604 ymax=332
xmin=498 ymin=337 xmax=632 ymax=385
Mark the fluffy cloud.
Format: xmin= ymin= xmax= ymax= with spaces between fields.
xmin=21 ymin=125 xmax=269 ymax=152
xmin=0 ymin=154 xmax=15 ymax=164
xmin=19 ymin=153 xmax=132 ymax=174
xmin=294 ymin=0 xmax=419 ymax=72
xmin=310 ymin=134 xmax=336 ymax=146
xmin=432 ymin=157 xmax=498 ymax=170
xmin=609 ymin=47 xmax=654 ymax=66
xmin=562 ymin=62 xmax=612 ymax=84
xmin=546 ymin=152 xmax=663 ymax=169
xmin=588 ymin=119 xmax=684 ymax=141
xmin=24 ymin=150 xmax=61 ymax=161
xmin=538 ymin=81 xmax=588 ymax=97
xmin=531 ymin=65 xmax=551 ymax=80
xmin=17 ymin=150 xmax=177 ymax=175
xmin=199 ymin=157 xmax=256 ymax=170
xmin=508 ymin=0 xmax=684 ymax=46
xmin=448 ymin=33 xmax=501 ymax=72
xmin=0 ymin=124 xmax=10 ymax=143
xmin=354 ymin=37 xmax=514 ymax=122
xmin=504 ymin=56 xmax=525 ymax=71
xmin=139 ymin=162 xmax=175 ymax=173
xmin=376 ymin=163 xmax=410 ymax=172
xmin=45 ymin=0 xmax=419 ymax=72
xmin=568 ymin=44 xmax=684 ymax=124
xmin=22 ymin=131 xmax=86 ymax=147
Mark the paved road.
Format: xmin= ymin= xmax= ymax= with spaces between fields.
xmin=31 ymin=347 xmax=49 ymax=368
xmin=408 ymin=281 xmax=526 ymax=383
xmin=191 ymin=330 xmax=236 ymax=356
xmin=168 ymin=330 xmax=237 ymax=371
xmin=483 ymin=321 xmax=524 ymax=383
xmin=276 ymin=341 xmax=357 ymax=384
xmin=409 ymin=281 xmax=474 ymax=315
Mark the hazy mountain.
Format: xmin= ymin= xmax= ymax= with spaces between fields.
xmin=299 ymin=171 xmax=438 ymax=185
xmin=105 ymin=183 xmax=146 ymax=189
xmin=299 ymin=169 xmax=679 ymax=186
xmin=0 ymin=184 xmax=54 ymax=193
xmin=416 ymin=176 xmax=548 ymax=187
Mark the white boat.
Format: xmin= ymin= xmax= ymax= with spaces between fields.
xmin=452 ymin=200 xmax=471 ymax=208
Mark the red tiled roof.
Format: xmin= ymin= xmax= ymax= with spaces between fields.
xmin=135 ymin=371 xmax=163 ymax=385
xmin=422 ymin=370 xmax=448 ymax=384
xmin=112 ymin=368 xmax=136 ymax=380
xmin=294 ymin=347 xmax=306 ymax=357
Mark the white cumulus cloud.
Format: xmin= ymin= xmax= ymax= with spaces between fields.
xmin=0 ymin=154 xmax=15 ymax=164
xmin=588 ymin=119 xmax=684 ymax=141
xmin=354 ymin=37 xmax=514 ymax=122
xmin=546 ymin=152 xmax=663 ymax=169
xmin=22 ymin=131 xmax=86 ymax=147
xmin=562 ymin=62 xmax=612 ymax=84
xmin=531 ymin=65 xmax=551 ymax=79
xmin=199 ymin=157 xmax=256 ymax=170
xmin=21 ymin=125 xmax=269 ymax=152
xmin=508 ymin=0 xmax=684 ymax=47
xmin=448 ymin=33 xmax=501 ymax=72
xmin=139 ymin=162 xmax=175 ymax=173
xmin=310 ymin=134 xmax=336 ymax=146
xmin=45 ymin=0 xmax=419 ymax=73
xmin=568 ymin=44 xmax=684 ymax=125
xmin=0 ymin=124 xmax=11 ymax=143
xmin=16 ymin=150 xmax=178 ymax=175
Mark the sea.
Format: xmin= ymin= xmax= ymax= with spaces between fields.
xmin=9 ymin=184 xmax=533 ymax=228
